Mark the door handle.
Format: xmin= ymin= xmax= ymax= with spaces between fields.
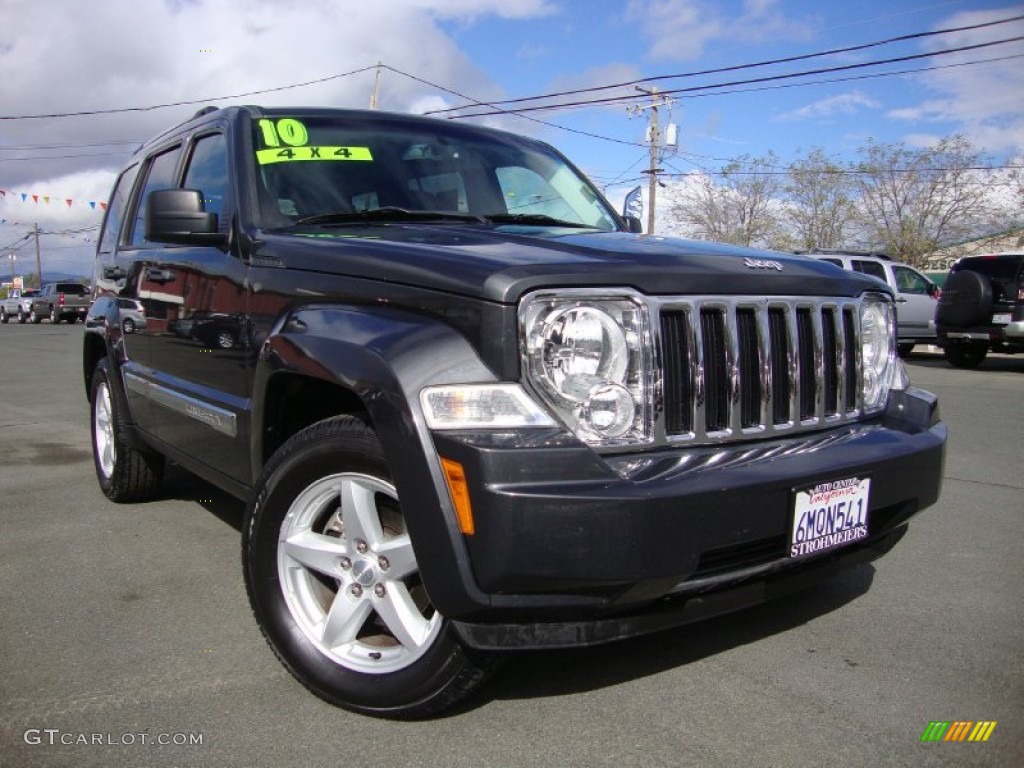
xmin=144 ymin=268 xmax=176 ymax=284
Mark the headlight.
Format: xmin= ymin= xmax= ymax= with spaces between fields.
xmin=859 ymin=294 xmax=907 ymax=412
xmin=521 ymin=292 xmax=651 ymax=445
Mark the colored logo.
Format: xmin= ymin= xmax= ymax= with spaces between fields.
xmin=920 ymin=721 xmax=997 ymax=742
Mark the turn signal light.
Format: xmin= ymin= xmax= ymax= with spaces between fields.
xmin=440 ymin=457 xmax=475 ymax=536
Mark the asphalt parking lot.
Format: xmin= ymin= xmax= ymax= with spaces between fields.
xmin=1 ymin=323 xmax=1021 ymax=768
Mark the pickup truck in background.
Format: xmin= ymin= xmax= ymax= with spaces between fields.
xmin=1 ymin=289 xmax=41 ymax=324
xmin=28 ymin=282 xmax=91 ymax=324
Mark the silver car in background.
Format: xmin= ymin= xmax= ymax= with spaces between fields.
xmin=801 ymin=251 xmax=940 ymax=356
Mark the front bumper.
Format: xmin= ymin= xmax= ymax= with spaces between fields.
xmin=429 ymin=387 xmax=946 ymax=641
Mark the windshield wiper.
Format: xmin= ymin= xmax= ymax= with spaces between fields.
xmin=294 ymin=207 xmax=487 ymax=226
xmin=483 ymin=213 xmax=593 ymax=228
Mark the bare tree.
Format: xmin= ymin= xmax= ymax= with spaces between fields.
xmin=668 ymin=153 xmax=782 ymax=248
xmin=854 ymin=136 xmax=994 ymax=267
xmin=783 ymin=148 xmax=856 ymax=252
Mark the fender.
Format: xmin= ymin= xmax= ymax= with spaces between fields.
xmin=253 ymin=303 xmax=500 ymax=617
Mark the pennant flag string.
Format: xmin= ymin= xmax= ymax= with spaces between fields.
xmin=0 ymin=186 xmax=106 ymax=212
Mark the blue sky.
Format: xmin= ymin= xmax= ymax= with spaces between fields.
xmin=1 ymin=0 xmax=1022 ymax=275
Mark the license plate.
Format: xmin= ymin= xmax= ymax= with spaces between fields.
xmin=790 ymin=477 xmax=870 ymax=558
xmin=993 ymin=313 xmax=1011 ymax=325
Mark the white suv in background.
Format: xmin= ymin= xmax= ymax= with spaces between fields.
xmin=801 ymin=251 xmax=940 ymax=356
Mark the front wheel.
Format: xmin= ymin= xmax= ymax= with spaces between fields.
xmin=17 ymin=308 xmax=27 ymax=324
xmin=944 ymin=343 xmax=988 ymax=369
xmin=0 ymin=307 xmax=8 ymax=323
xmin=50 ymin=307 xmax=59 ymax=324
xmin=29 ymin=308 xmax=42 ymax=324
xmin=243 ymin=416 xmax=498 ymax=718
xmin=90 ymin=358 xmax=164 ymax=501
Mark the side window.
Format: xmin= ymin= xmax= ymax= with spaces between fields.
xmin=853 ymin=260 xmax=887 ymax=282
xmin=128 ymin=146 xmax=183 ymax=247
xmin=98 ymin=163 xmax=140 ymax=254
xmin=893 ymin=265 xmax=929 ymax=294
xmin=821 ymin=258 xmax=843 ymax=267
xmin=183 ymin=133 xmax=230 ymax=232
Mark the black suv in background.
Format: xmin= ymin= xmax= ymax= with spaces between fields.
xmin=936 ymin=253 xmax=1024 ymax=368
xmin=83 ymin=105 xmax=946 ymax=718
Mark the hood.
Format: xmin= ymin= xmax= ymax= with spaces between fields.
xmin=255 ymin=224 xmax=885 ymax=304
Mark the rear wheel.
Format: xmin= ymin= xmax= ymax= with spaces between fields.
xmin=29 ymin=308 xmax=42 ymax=324
xmin=243 ymin=416 xmax=498 ymax=718
xmin=0 ymin=307 xmax=8 ymax=323
xmin=50 ymin=307 xmax=59 ymax=324
xmin=17 ymin=308 xmax=27 ymax=324
xmin=90 ymin=358 xmax=164 ymax=501
xmin=122 ymin=318 xmax=135 ymax=334
xmin=944 ymin=343 xmax=988 ymax=369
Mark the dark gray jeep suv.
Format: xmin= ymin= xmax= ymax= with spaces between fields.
xmin=83 ymin=105 xmax=946 ymax=717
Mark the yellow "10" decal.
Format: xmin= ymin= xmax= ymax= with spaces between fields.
xmin=258 ymin=118 xmax=309 ymax=148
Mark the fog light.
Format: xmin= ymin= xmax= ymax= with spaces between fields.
xmin=582 ymin=383 xmax=635 ymax=438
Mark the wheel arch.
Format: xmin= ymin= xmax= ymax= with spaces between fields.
xmin=251 ymin=304 xmax=499 ymax=616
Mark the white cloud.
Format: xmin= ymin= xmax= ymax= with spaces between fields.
xmin=0 ymin=0 xmax=556 ymax=273
xmin=626 ymin=0 xmax=815 ymax=61
xmin=776 ymin=91 xmax=882 ymax=122
xmin=888 ymin=6 xmax=1024 ymax=155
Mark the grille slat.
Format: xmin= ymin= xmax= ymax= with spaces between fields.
xmin=659 ymin=298 xmax=862 ymax=443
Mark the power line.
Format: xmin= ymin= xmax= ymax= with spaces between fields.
xmin=446 ymin=35 xmax=1024 ymax=118
xmin=427 ymin=13 xmax=1024 ymax=116
xmin=0 ymin=66 xmax=378 ymax=120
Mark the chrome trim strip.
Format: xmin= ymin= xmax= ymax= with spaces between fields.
xmin=124 ymin=372 xmax=238 ymax=438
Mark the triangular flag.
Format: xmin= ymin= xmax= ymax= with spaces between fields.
xmin=43 ymin=196 xmax=50 ymax=204
xmin=32 ymin=195 xmax=38 ymax=203
xmin=100 ymin=202 xmax=107 ymax=210
xmin=89 ymin=201 xmax=96 ymax=209
xmin=66 ymin=199 xmax=72 ymax=207
xmin=0 ymin=190 xmax=6 ymax=197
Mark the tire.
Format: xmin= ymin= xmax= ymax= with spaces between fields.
xmin=17 ymin=308 xmax=27 ymax=324
xmin=0 ymin=308 xmax=8 ymax=324
xmin=122 ymin=318 xmax=135 ymax=334
xmin=29 ymin=308 xmax=42 ymax=324
xmin=936 ymin=270 xmax=992 ymax=327
xmin=49 ymin=307 xmax=59 ymax=324
xmin=943 ymin=343 xmax=988 ymax=369
xmin=217 ymin=330 xmax=234 ymax=349
xmin=243 ymin=415 xmax=498 ymax=718
xmin=897 ymin=343 xmax=914 ymax=357
xmin=90 ymin=357 xmax=164 ymax=502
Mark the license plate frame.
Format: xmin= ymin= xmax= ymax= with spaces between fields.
xmin=790 ymin=477 xmax=870 ymax=559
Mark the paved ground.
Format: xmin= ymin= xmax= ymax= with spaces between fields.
xmin=1 ymin=323 xmax=1021 ymax=768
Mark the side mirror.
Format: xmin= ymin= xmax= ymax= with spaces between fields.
xmin=624 ymin=215 xmax=644 ymax=234
xmin=145 ymin=189 xmax=227 ymax=248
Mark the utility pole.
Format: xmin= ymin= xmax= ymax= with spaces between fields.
xmin=629 ymin=87 xmax=674 ymax=234
xmin=370 ymin=63 xmax=382 ymax=110
xmin=34 ymin=223 xmax=43 ymax=287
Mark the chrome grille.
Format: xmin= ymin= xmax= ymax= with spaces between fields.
xmin=659 ymin=298 xmax=861 ymax=443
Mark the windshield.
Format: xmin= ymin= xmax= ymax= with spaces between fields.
xmin=252 ymin=114 xmax=620 ymax=231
